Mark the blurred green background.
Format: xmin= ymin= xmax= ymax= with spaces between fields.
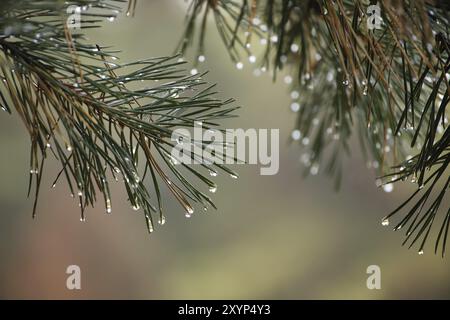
xmin=0 ymin=0 xmax=449 ymax=299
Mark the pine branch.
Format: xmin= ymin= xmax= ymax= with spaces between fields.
xmin=176 ymin=0 xmax=450 ymax=253
xmin=0 ymin=0 xmax=238 ymax=232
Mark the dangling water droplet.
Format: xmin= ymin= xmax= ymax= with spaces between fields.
xmin=209 ymin=186 xmax=217 ymax=193
xmin=106 ymin=198 xmax=112 ymax=213
xmin=290 ymin=43 xmax=299 ymax=53
xmin=302 ymin=137 xmax=310 ymax=146
xmin=418 ymin=250 xmax=424 ymax=255
xmin=107 ymin=16 xmax=115 ymax=22
xmin=310 ymin=164 xmax=319 ymax=175
xmin=290 ymin=102 xmax=300 ymax=112
xmin=158 ymin=215 xmax=166 ymax=225
xmin=230 ymin=173 xmax=239 ymax=179
xmin=381 ymin=218 xmax=390 ymax=226
xmin=197 ymin=55 xmax=206 ymax=63
xmin=291 ymin=130 xmax=301 ymax=141
xmin=342 ymin=79 xmax=349 ymax=86
xmin=190 ymin=68 xmax=198 ymax=75
xmin=80 ymin=217 xmax=86 ymax=222
xmin=383 ymin=183 xmax=394 ymax=193
xmin=209 ymin=170 xmax=218 ymax=177
xmin=375 ymin=178 xmax=383 ymax=187
xmin=248 ymin=55 xmax=256 ymax=64
xmin=132 ymin=204 xmax=140 ymax=211
xmin=66 ymin=144 xmax=73 ymax=152
xmin=236 ymin=62 xmax=244 ymax=70
xmin=284 ymin=75 xmax=293 ymax=84
xmin=290 ymin=91 xmax=300 ymax=99
xmin=77 ymin=190 xmax=83 ymax=197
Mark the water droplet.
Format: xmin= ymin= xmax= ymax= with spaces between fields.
xmin=106 ymin=198 xmax=112 ymax=213
xmin=375 ymin=178 xmax=383 ymax=187
xmin=158 ymin=215 xmax=166 ymax=225
xmin=209 ymin=186 xmax=217 ymax=193
xmin=230 ymin=173 xmax=239 ymax=179
xmin=383 ymin=183 xmax=394 ymax=193
xmin=190 ymin=68 xmax=198 ymax=75
xmin=290 ymin=102 xmax=300 ymax=112
xmin=418 ymin=250 xmax=424 ymax=255
xmin=290 ymin=91 xmax=299 ymax=99
xmin=236 ymin=62 xmax=244 ymax=70
xmin=107 ymin=16 xmax=115 ymax=22
xmin=310 ymin=164 xmax=319 ymax=175
xmin=66 ymin=144 xmax=73 ymax=152
xmin=284 ymin=75 xmax=293 ymax=84
xmin=291 ymin=130 xmax=301 ymax=140
xmin=290 ymin=43 xmax=299 ymax=53
xmin=132 ymin=204 xmax=140 ymax=211
xmin=197 ymin=55 xmax=206 ymax=63
xmin=302 ymin=137 xmax=310 ymax=146
xmin=80 ymin=217 xmax=86 ymax=222
xmin=209 ymin=170 xmax=218 ymax=177
xmin=248 ymin=55 xmax=256 ymax=64
xmin=381 ymin=218 xmax=389 ymax=226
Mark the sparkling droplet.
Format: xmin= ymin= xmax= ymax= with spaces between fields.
xmin=107 ymin=16 xmax=115 ymax=22
xmin=383 ymin=183 xmax=394 ymax=193
xmin=66 ymin=144 xmax=73 ymax=152
xmin=230 ymin=173 xmax=239 ymax=179
xmin=209 ymin=186 xmax=217 ymax=193
xmin=236 ymin=62 xmax=244 ymax=70
xmin=132 ymin=204 xmax=140 ymax=211
xmin=290 ymin=91 xmax=299 ymax=99
xmin=302 ymin=137 xmax=310 ymax=146
xmin=190 ymin=68 xmax=198 ymax=75
xmin=209 ymin=170 xmax=218 ymax=177
xmin=375 ymin=178 xmax=383 ymax=187
xmin=418 ymin=250 xmax=424 ymax=255
xmin=290 ymin=102 xmax=300 ymax=112
xmin=381 ymin=218 xmax=389 ymax=226
xmin=106 ymin=198 xmax=112 ymax=213
xmin=291 ymin=130 xmax=301 ymax=140
xmin=310 ymin=164 xmax=319 ymax=175
xmin=197 ymin=55 xmax=206 ymax=63
xmin=290 ymin=43 xmax=299 ymax=53
xmin=158 ymin=215 xmax=166 ymax=225
xmin=284 ymin=75 xmax=293 ymax=84
xmin=248 ymin=55 xmax=256 ymax=64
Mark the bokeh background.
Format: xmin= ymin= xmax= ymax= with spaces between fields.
xmin=0 ymin=0 xmax=449 ymax=299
